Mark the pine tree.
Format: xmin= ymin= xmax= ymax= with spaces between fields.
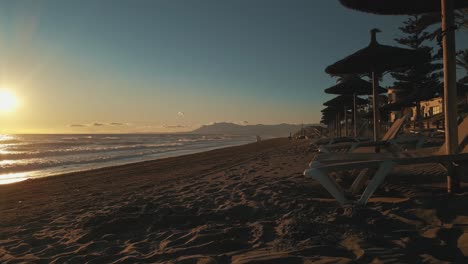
xmin=457 ymin=49 xmax=468 ymax=78
xmin=457 ymin=49 xmax=468 ymax=105
xmin=391 ymin=15 xmax=443 ymax=126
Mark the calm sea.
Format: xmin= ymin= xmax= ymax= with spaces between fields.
xmin=0 ymin=134 xmax=254 ymax=184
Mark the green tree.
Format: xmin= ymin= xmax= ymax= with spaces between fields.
xmin=457 ymin=49 xmax=468 ymax=75
xmin=391 ymin=15 xmax=443 ymax=127
xmin=412 ymin=9 xmax=468 ymax=37
xmin=456 ymin=9 xmax=468 ymax=30
xmin=457 ymin=49 xmax=468 ymax=106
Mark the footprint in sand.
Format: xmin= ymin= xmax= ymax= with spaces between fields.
xmin=204 ymin=187 xmax=220 ymax=194
xmin=226 ymin=174 xmax=241 ymax=180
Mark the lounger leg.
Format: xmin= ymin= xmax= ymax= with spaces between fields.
xmin=304 ymin=163 xmax=350 ymax=206
xmin=349 ymin=168 xmax=370 ymax=194
xmin=416 ymin=136 xmax=425 ymax=149
xmin=447 ymin=162 xmax=461 ymax=193
xmin=318 ymin=146 xmax=331 ymax=154
xmin=357 ymin=161 xmax=395 ymax=205
xmin=348 ymin=142 xmax=360 ymax=153
xmin=456 ymin=160 xmax=468 ymax=183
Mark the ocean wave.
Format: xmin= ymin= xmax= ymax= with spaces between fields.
xmin=0 ymin=142 xmax=184 ymax=160
xmin=0 ymin=146 xmax=186 ymax=174
xmin=177 ymin=136 xmax=231 ymax=142
xmin=0 ymin=134 xmax=253 ymax=178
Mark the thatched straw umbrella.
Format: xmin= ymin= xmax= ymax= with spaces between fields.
xmin=325 ymin=76 xmax=386 ymax=136
xmin=338 ymin=0 xmax=468 ymax=192
xmin=324 ymin=95 xmax=368 ymax=136
xmin=339 ymin=0 xmax=468 ymax=14
xmin=321 ymin=107 xmax=341 ymax=136
xmin=323 ymin=95 xmax=368 ymax=107
xmin=325 ymin=29 xmax=424 ymax=142
xmin=321 ymin=107 xmax=337 ymax=136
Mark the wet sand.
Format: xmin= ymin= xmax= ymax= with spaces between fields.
xmin=1 ymin=138 xmax=468 ymax=263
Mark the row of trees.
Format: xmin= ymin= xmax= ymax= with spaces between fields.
xmin=393 ymin=9 xmax=468 ymax=91
xmin=324 ymin=10 xmax=468 ymax=131
xmin=385 ymin=10 xmax=467 ymax=125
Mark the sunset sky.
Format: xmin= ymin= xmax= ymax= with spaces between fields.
xmin=0 ymin=0 xmax=466 ymax=133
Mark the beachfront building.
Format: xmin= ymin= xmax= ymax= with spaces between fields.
xmin=386 ymin=87 xmax=412 ymax=123
xmin=388 ymin=86 xmax=442 ymax=124
xmin=387 ymin=85 xmax=467 ymax=128
xmin=420 ymin=97 xmax=443 ymax=119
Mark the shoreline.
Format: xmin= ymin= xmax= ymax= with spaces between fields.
xmin=0 ymin=137 xmax=256 ymax=185
xmin=0 ymin=137 xmax=292 ymax=193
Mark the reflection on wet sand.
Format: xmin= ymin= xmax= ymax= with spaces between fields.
xmin=0 ymin=172 xmax=28 ymax=184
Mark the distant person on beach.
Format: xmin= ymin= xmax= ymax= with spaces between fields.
xmin=256 ymin=135 xmax=261 ymax=142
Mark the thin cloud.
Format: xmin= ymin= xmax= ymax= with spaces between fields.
xmin=69 ymin=124 xmax=87 ymax=127
xmin=163 ymin=124 xmax=190 ymax=129
xmin=93 ymin=123 xmax=105 ymax=127
xmin=177 ymin=112 xmax=185 ymax=118
xmin=109 ymin=122 xmax=124 ymax=126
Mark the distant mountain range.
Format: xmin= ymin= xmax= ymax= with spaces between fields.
xmin=189 ymin=122 xmax=319 ymax=137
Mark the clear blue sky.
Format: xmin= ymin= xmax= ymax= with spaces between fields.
xmin=0 ymin=0 xmax=466 ymax=133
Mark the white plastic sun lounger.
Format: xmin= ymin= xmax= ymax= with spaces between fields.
xmin=316 ymin=114 xmax=415 ymax=154
xmin=304 ymin=116 xmax=468 ymax=206
xmin=313 ymin=115 xmax=468 ymax=163
xmin=304 ymin=153 xmax=468 ymax=206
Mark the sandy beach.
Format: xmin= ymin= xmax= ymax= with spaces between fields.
xmin=1 ymin=138 xmax=468 ymax=263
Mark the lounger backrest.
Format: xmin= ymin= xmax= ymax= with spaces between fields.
xmin=458 ymin=115 xmax=468 ymax=153
xmin=462 ymin=138 xmax=468 ymax=154
xmin=382 ymin=114 xmax=409 ymax=141
xmin=436 ymin=115 xmax=468 ymax=154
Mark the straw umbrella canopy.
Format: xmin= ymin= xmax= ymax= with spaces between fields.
xmin=324 ymin=76 xmax=386 ymax=136
xmin=323 ymin=95 xmax=368 ymax=107
xmin=321 ymin=106 xmax=352 ymax=120
xmin=338 ymin=0 xmax=468 ymax=193
xmin=321 ymin=106 xmax=341 ymax=137
xmin=321 ymin=107 xmax=339 ymax=121
xmin=325 ymin=32 xmax=426 ymax=75
xmin=339 ymin=0 xmax=468 ymax=14
xmin=324 ymin=76 xmax=386 ymax=95
xmin=325 ymin=29 xmax=425 ymax=142
xmin=324 ymin=95 xmax=368 ymax=136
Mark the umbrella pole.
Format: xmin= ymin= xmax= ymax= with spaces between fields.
xmin=372 ymin=71 xmax=380 ymax=144
xmin=331 ymin=120 xmax=333 ymax=137
xmin=333 ymin=115 xmax=335 ymax=137
xmin=344 ymin=106 xmax=348 ymax=137
xmin=336 ymin=112 xmax=339 ymax=138
xmin=334 ymin=119 xmax=336 ymax=137
xmin=353 ymin=93 xmax=357 ymax=137
xmin=338 ymin=112 xmax=342 ymax=137
xmin=368 ymin=99 xmax=371 ymax=138
xmin=441 ymin=0 xmax=459 ymax=193
xmin=335 ymin=112 xmax=340 ymax=138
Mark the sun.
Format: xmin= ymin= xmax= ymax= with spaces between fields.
xmin=0 ymin=90 xmax=19 ymax=113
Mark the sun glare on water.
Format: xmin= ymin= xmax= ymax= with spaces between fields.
xmin=0 ymin=90 xmax=19 ymax=113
